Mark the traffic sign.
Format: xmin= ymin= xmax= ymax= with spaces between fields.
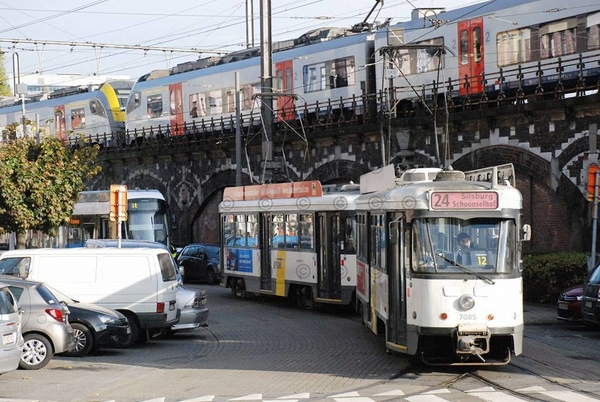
xmin=588 ymin=164 xmax=600 ymax=202
xmin=110 ymin=184 xmax=128 ymax=221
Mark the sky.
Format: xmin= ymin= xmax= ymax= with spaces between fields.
xmin=0 ymin=0 xmax=487 ymax=86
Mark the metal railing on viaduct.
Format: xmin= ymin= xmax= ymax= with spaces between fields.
xmin=86 ymin=55 xmax=600 ymax=253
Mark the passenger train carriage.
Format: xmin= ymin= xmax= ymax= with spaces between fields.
xmin=0 ymin=80 xmax=133 ymax=144
xmin=376 ymin=0 xmax=600 ymax=107
xmin=219 ymin=181 xmax=359 ymax=308
xmin=125 ymin=30 xmax=376 ymax=139
xmin=355 ymin=164 xmax=530 ymax=365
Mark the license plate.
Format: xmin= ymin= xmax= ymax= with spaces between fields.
xmin=558 ymin=302 xmax=569 ymax=310
xmin=3 ymin=333 xmax=15 ymax=345
xmin=586 ymin=301 xmax=593 ymax=308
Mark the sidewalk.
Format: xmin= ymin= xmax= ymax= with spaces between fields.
xmin=524 ymin=302 xmax=558 ymax=325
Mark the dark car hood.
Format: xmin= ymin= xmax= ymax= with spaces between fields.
xmin=66 ymin=302 xmax=123 ymax=318
xmin=561 ymin=285 xmax=584 ymax=297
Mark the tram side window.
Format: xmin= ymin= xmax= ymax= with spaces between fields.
xmin=271 ymin=213 xmax=285 ymax=249
xmin=235 ymin=215 xmax=247 ymax=247
xmin=370 ymin=214 xmax=386 ymax=269
xmin=298 ymin=213 xmax=314 ymax=250
xmin=223 ymin=215 xmax=235 ymax=246
xmin=496 ymin=28 xmax=531 ymax=67
xmin=285 ymin=213 xmax=299 ymax=250
xmin=357 ymin=213 xmax=367 ymax=259
xmin=247 ymin=214 xmax=259 ymax=247
xmin=343 ymin=216 xmax=356 ymax=254
xmin=588 ymin=12 xmax=600 ymax=50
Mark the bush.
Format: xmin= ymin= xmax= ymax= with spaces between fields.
xmin=522 ymin=252 xmax=588 ymax=304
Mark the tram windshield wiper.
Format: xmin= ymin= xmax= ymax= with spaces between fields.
xmin=435 ymin=251 xmax=495 ymax=285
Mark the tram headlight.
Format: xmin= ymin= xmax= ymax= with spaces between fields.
xmin=458 ymin=294 xmax=475 ymax=311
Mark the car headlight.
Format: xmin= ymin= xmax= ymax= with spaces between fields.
xmin=98 ymin=314 xmax=122 ymax=325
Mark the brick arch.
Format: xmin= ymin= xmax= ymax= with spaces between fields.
xmin=451 ymin=145 xmax=587 ymax=253
xmin=306 ymin=159 xmax=369 ymax=184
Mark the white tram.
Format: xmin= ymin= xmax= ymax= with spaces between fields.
xmin=219 ymin=181 xmax=359 ymax=308
xmin=355 ymin=164 xmax=530 ymax=365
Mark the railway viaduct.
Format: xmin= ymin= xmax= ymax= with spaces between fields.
xmin=89 ymin=91 xmax=600 ymax=254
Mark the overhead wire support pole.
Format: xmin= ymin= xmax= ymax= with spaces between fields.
xmin=260 ymin=0 xmax=274 ymax=183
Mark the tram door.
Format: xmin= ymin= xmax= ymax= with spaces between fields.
xmin=317 ymin=213 xmax=342 ymax=300
xmin=387 ymin=215 xmax=407 ymax=346
xmin=260 ymin=214 xmax=272 ymax=291
xmin=458 ymin=17 xmax=485 ymax=95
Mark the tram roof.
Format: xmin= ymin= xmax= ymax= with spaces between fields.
xmin=219 ymin=191 xmax=360 ymax=214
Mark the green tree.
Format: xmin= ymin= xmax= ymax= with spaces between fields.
xmin=0 ymin=136 xmax=101 ymax=248
xmin=0 ymin=48 xmax=11 ymax=97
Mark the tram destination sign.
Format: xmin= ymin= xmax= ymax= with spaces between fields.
xmin=430 ymin=191 xmax=499 ymax=210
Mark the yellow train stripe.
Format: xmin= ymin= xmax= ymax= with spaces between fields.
xmin=100 ymin=83 xmax=125 ymax=122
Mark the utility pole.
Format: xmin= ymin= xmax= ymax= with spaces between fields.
xmin=260 ymin=0 xmax=274 ymax=182
xmin=246 ymin=0 xmax=255 ymax=48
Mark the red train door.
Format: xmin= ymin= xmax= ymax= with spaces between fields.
xmin=275 ymin=60 xmax=295 ymax=121
xmin=54 ymin=105 xmax=66 ymax=140
xmin=458 ymin=17 xmax=485 ymax=96
xmin=169 ymin=83 xmax=184 ymax=135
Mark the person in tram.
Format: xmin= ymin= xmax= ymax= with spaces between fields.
xmin=456 ymin=232 xmax=475 ymax=265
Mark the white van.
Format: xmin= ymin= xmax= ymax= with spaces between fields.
xmin=0 ymin=248 xmax=179 ymax=345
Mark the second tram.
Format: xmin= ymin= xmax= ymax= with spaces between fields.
xmin=355 ymin=164 xmax=530 ymax=365
xmin=220 ymin=181 xmax=358 ymax=308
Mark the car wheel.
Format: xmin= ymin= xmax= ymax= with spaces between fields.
xmin=121 ymin=313 xmax=140 ymax=347
xmin=20 ymin=333 xmax=53 ymax=370
xmin=66 ymin=323 xmax=94 ymax=357
xmin=206 ymin=268 xmax=217 ymax=285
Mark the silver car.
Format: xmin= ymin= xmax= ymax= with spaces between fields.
xmin=0 ymin=275 xmax=75 ymax=370
xmin=0 ymin=283 xmax=23 ymax=374
xmin=171 ymin=286 xmax=208 ymax=332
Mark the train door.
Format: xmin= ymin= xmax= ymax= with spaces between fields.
xmin=54 ymin=105 xmax=66 ymax=140
xmin=261 ymin=214 xmax=272 ymax=291
xmin=458 ymin=17 xmax=485 ymax=95
xmin=386 ymin=214 xmax=407 ymax=348
xmin=169 ymin=82 xmax=184 ymax=135
xmin=275 ymin=60 xmax=295 ymax=121
xmin=317 ymin=213 xmax=342 ymax=300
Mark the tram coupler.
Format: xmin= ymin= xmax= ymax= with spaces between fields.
xmin=456 ymin=323 xmax=491 ymax=357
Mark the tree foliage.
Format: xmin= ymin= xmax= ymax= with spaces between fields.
xmin=0 ymin=48 xmax=11 ymax=97
xmin=0 ymin=137 xmax=101 ymax=244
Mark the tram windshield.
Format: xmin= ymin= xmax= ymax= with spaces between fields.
xmin=411 ymin=218 xmax=516 ymax=274
xmin=123 ymin=198 xmax=170 ymax=246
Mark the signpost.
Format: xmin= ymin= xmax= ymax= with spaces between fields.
xmin=588 ymin=165 xmax=600 ymax=273
xmin=110 ymin=184 xmax=128 ymax=248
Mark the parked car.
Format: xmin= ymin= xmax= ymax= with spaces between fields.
xmin=0 ymin=275 xmax=74 ymax=370
xmin=85 ymin=239 xmax=209 ymax=331
xmin=0 ymin=283 xmax=23 ymax=374
xmin=177 ymin=244 xmax=221 ymax=284
xmin=582 ymin=263 xmax=600 ymax=326
xmin=47 ymin=286 xmax=131 ymax=357
xmin=557 ymin=284 xmax=584 ymax=322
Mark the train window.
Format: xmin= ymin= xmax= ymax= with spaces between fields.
xmin=89 ymin=99 xmax=106 ymax=117
xmin=460 ymin=30 xmax=469 ymax=65
xmin=208 ymin=90 xmax=222 ymax=114
xmin=226 ymin=89 xmax=235 ymax=113
xmin=473 ymin=27 xmax=482 ymax=63
xmin=415 ymin=37 xmax=445 ymax=74
xmin=343 ymin=216 xmax=356 ymax=254
xmin=271 ymin=214 xmax=285 ymax=249
xmin=276 ymin=69 xmax=283 ymax=91
xmin=303 ymin=57 xmax=355 ymax=92
xmin=146 ymin=95 xmax=163 ymax=118
xmin=223 ymin=215 xmax=235 ymax=245
xmin=539 ymin=18 xmax=577 ymax=59
xmin=587 ymin=12 xmax=600 ymax=50
xmin=235 ymin=215 xmax=247 ymax=247
xmin=126 ymin=91 xmax=141 ymax=113
xmin=70 ymin=108 xmax=85 ymax=130
xmin=496 ymin=28 xmax=532 ymax=67
xmin=286 ymin=68 xmax=293 ymax=92
xmin=246 ymin=214 xmax=259 ymax=248
xmin=303 ymin=66 xmax=320 ymax=92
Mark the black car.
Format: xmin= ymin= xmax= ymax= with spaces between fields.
xmin=49 ymin=286 xmax=131 ymax=357
xmin=177 ymin=244 xmax=221 ymax=284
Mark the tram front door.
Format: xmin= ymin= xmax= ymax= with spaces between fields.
xmin=260 ymin=214 xmax=272 ymax=291
xmin=387 ymin=217 xmax=407 ymax=349
xmin=317 ymin=213 xmax=342 ymax=301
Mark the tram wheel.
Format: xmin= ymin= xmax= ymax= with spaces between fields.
xmin=233 ymin=279 xmax=246 ymax=298
xmin=298 ymin=286 xmax=314 ymax=310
